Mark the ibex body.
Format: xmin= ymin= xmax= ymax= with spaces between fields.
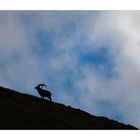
xmin=35 ymin=84 xmax=52 ymax=102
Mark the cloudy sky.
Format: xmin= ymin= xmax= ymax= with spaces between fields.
xmin=0 ymin=11 xmax=140 ymax=128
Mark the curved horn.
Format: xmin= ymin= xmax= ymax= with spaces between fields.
xmin=37 ymin=84 xmax=47 ymax=88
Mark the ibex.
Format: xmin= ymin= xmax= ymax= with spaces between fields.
xmin=35 ymin=84 xmax=52 ymax=102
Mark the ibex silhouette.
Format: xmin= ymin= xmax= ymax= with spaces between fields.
xmin=35 ymin=84 xmax=52 ymax=102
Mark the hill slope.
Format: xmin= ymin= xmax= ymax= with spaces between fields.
xmin=0 ymin=86 xmax=137 ymax=129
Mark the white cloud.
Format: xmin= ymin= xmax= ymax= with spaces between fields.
xmin=0 ymin=11 xmax=42 ymax=92
xmin=78 ymin=11 xmax=140 ymax=128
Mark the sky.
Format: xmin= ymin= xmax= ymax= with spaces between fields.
xmin=0 ymin=11 xmax=140 ymax=128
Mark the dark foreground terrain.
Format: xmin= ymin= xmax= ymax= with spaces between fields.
xmin=0 ymin=86 xmax=137 ymax=129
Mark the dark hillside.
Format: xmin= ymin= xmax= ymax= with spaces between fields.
xmin=0 ymin=86 xmax=137 ymax=129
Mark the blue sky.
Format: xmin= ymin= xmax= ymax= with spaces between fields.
xmin=0 ymin=11 xmax=140 ymax=128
